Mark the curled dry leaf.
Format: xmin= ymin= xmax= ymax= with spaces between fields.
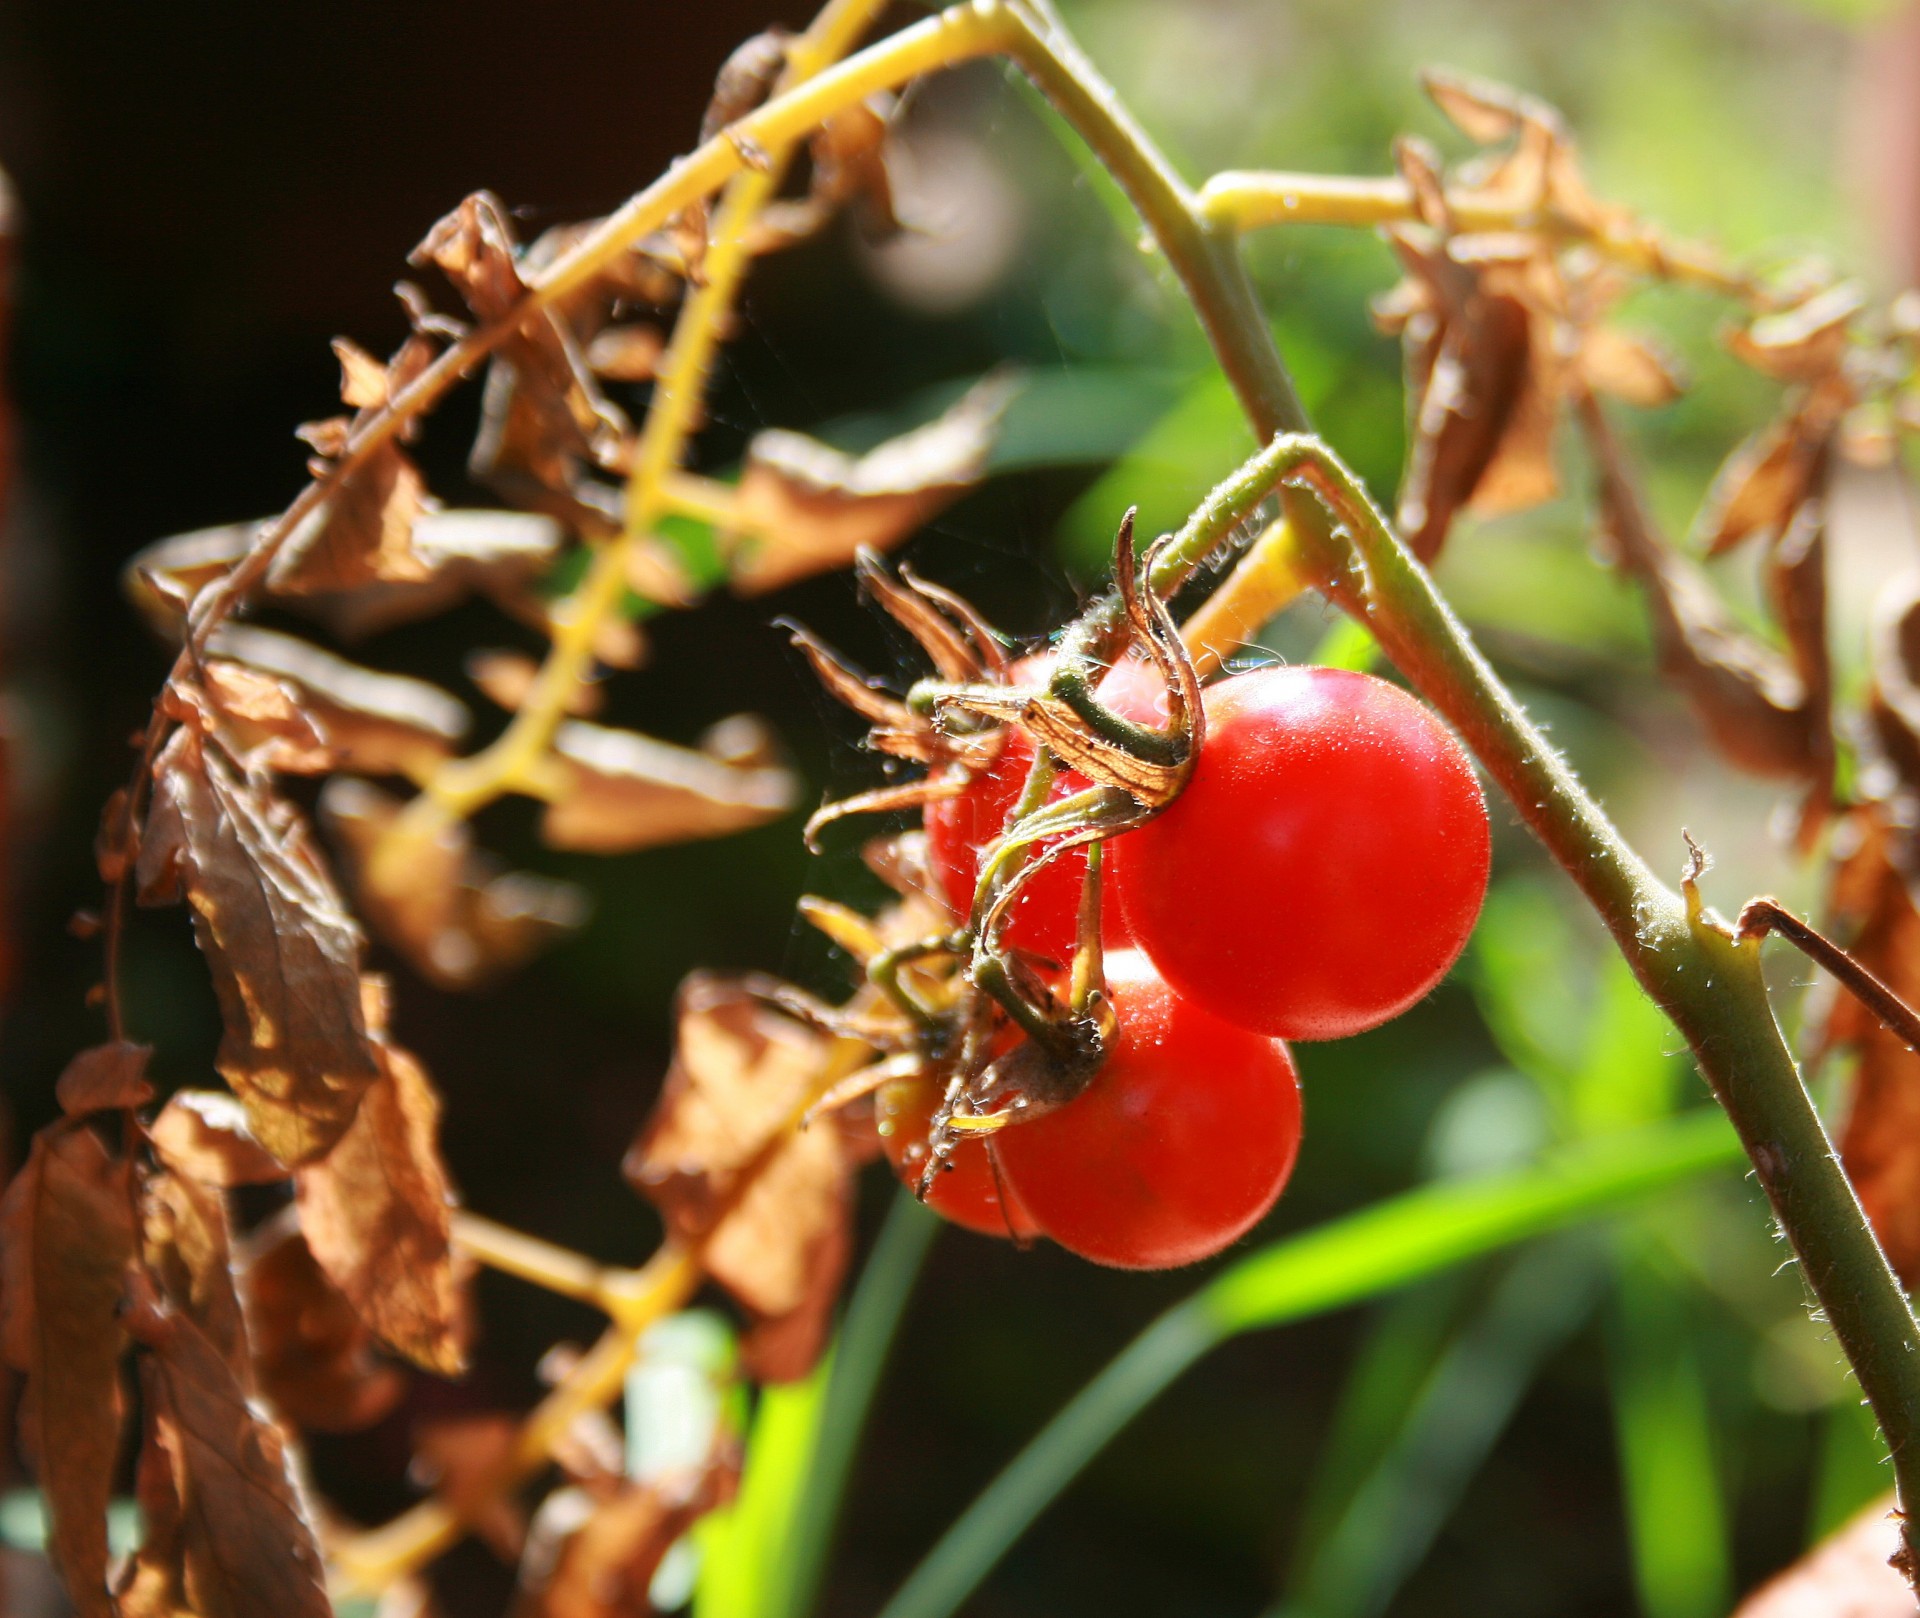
xmin=726 ymin=373 xmax=1016 ymax=594
xmin=468 ymin=647 xmax=606 ymax=718
xmin=150 ymin=1090 xmax=287 ymax=1189
xmin=207 ymin=624 xmax=470 ymax=779
xmin=125 ymin=508 xmax=565 ymax=643
xmin=1729 ymin=1492 xmax=1909 ymax=1618
xmin=124 ymin=1286 xmax=332 ymax=1618
xmin=143 ymin=1169 xmax=251 ymax=1386
xmin=1725 ymin=283 xmax=1865 ymax=384
xmin=268 ymin=336 xmax=438 ymax=597
xmin=323 ymin=777 xmax=587 ymax=991
xmin=540 ymin=719 xmax=795 ymax=855
xmin=295 ymin=981 xmax=468 ymax=1375
xmin=1376 ymin=227 xmax=1546 ymax=561
xmin=411 ymin=1414 xmax=528 ymax=1563
xmin=1693 ymin=381 xmax=1847 ymax=557
xmin=239 ymin=1213 xmax=405 ymax=1434
xmin=1588 ymin=403 xmax=1831 ymax=785
xmin=0 ymin=1121 xmax=137 ymax=1618
xmin=625 ymin=975 xmax=854 ymax=1381
xmin=54 ymin=1039 xmax=153 ymax=1117
xmin=512 ymin=1463 xmax=736 ymax=1618
xmin=136 ymin=719 xmax=381 ymax=1166
xmin=413 ymin=193 xmax=630 ymax=538
xmin=583 ymin=325 xmax=664 ymax=383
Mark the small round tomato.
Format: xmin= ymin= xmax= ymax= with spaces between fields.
xmin=1108 ymin=665 xmax=1489 ymax=1041
xmin=924 ymin=655 xmax=1166 ymax=960
xmin=877 ymin=1073 xmax=1040 ymax=1240
xmin=993 ymin=951 xmax=1302 ymax=1269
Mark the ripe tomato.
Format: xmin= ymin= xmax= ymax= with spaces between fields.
xmin=993 ymin=950 xmax=1302 ymax=1269
xmin=924 ymin=654 xmax=1165 ymax=960
xmin=1108 ymin=665 xmax=1489 ymax=1041
xmin=877 ymin=1072 xmax=1040 ymax=1240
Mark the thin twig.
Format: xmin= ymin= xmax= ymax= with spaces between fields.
xmin=1734 ymin=896 xmax=1920 ymax=1055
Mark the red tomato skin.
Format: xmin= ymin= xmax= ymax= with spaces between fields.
xmin=993 ymin=951 xmax=1303 ymax=1270
xmin=878 ymin=1075 xmax=1040 ymax=1240
xmin=923 ymin=656 xmax=1166 ymax=960
xmin=1108 ymin=665 xmax=1490 ymax=1041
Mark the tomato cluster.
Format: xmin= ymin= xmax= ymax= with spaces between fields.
xmin=889 ymin=662 xmax=1489 ymax=1270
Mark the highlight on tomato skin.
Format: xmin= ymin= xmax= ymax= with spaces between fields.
xmin=1108 ymin=664 xmax=1491 ymax=1042
xmin=992 ymin=950 xmax=1304 ymax=1271
xmin=877 ymin=1073 xmax=1041 ymax=1241
xmin=923 ymin=653 xmax=1166 ymax=960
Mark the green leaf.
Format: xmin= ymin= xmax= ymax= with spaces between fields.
xmin=877 ymin=1110 xmax=1740 ymax=1618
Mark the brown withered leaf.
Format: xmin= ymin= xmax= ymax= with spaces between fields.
xmin=322 ymin=777 xmax=587 ymax=991
xmin=151 ymin=1091 xmax=287 ymax=1189
xmin=1578 ymin=326 xmax=1684 ymax=409
xmin=125 ymin=508 xmax=565 ymax=643
xmin=727 ymin=374 xmax=1016 ymax=594
xmin=137 ymin=720 xmax=381 ymax=1165
xmin=414 ymin=193 xmax=630 ymax=537
xmin=468 ymin=647 xmax=605 ymax=717
xmin=1694 ymin=380 xmax=1847 ymax=557
xmin=1825 ymin=809 xmax=1920 ymax=1283
xmin=196 ymin=662 xmax=333 ymax=774
xmin=541 ymin=719 xmax=795 ymax=855
xmin=1726 ymin=283 xmax=1865 ymax=384
xmin=0 ymin=1121 xmax=137 ymax=1618
xmin=1730 ymin=1493 xmax=1909 ymax=1618
xmin=1872 ymin=577 xmax=1920 ymax=795
xmin=269 ymin=337 xmax=439 ymax=597
xmin=758 ymin=96 xmax=903 ymax=249
xmin=1376 ymin=228 xmax=1541 ymax=561
xmin=625 ymin=976 xmax=853 ymax=1381
xmin=127 ymin=1288 xmax=331 ymax=1618
xmin=54 ymin=1040 xmax=153 ymax=1117
xmin=512 ymin=1466 xmax=735 ymax=1618
xmin=412 ymin=1414 xmax=526 ymax=1562
xmin=1589 ymin=405 xmax=1829 ymax=784
xmin=143 ymin=1169 xmax=250 ymax=1385
xmin=296 ymin=987 xmax=468 ymax=1375
xmin=240 ymin=1213 xmax=405 ymax=1433
xmin=208 ymin=625 xmax=470 ymax=779
xmin=584 ymin=325 xmax=664 ymax=383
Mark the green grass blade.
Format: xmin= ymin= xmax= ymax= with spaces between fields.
xmin=1606 ymin=1235 xmax=1732 ymax=1618
xmin=778 ymin=1190 xmax=941 ymax=1618
xmin=1204 ymin=1110 xmax=1736 ymax=1334
xmin=694 ymin=1359 xmax=833 ymax=1618
xmin=878 ymin=1111 xmax=1740 ymax=1618
xmin=1278 ymin=1239 xmax=1605 ymax=1618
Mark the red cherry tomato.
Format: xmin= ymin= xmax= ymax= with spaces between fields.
xmin=877 ymin=1073 xmax=1040 ymax=1240
xmin=924 ymin=655 xmax=1166 ymax=959
xmin=1108 ymin=665 xmax=1489 ymax=1041
xmin=993 ymin=950 xmax=1302 ymax=1269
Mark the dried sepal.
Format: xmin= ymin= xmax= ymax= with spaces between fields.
xmin=136 ymin=714 xmax=381 ymax=1166
xmin=0 ymin=1120 xmax=137 ymax=1618
xmin=726 ymin=373 xmax=1016 ymax=594
xmin=322 ymin=777 xmax=587 ymax=991
xmin=540 ymin=719 xmax=795 ymax=855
